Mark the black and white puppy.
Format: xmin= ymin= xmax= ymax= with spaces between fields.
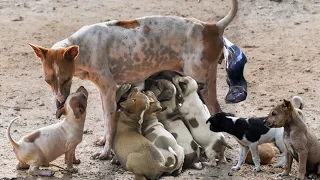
xmin=206 ymin=112 xmax=285 ymax=172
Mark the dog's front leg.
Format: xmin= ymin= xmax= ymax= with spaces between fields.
xmin=297 ymin=151 xmax=308 ymax=180
xmin=249 ymin=143 xmax=261 ymax=172
xmin=279 ymin=150 xmax=293 ymax=177
xmin=231 ymin=145 xmax=249 ymax=171
xmin=92 ymin=78 xmax=117 ymax=160
xmin=65 ymin=148 xmax=78 ymax=173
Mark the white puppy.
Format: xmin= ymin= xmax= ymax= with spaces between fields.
xmin=141 ymin=91 xmax=184 ymax=175
xmin=173 ymin=76 xmax=231 ymax=166
xmin=146 ymin=79 xmax=203 ymax=170
xmin=7 ymin=86 xmax=88 ymax=176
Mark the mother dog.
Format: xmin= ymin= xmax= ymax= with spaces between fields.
xmin=28 ymin=0 xmax=238 ymax=160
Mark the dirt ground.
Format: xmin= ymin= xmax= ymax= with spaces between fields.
xmin=1 ymin=0 xmax=320 ymax=179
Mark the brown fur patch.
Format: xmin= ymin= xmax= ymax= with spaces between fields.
xmin=69 ymin=92 xmax=88 ymax=119
xmin=23 ymin=130 xmax=41 ymax=142
xmin=115 ymin=20 xmax=140 ymax=29
xmin=202 ymin=24 xmax=224 ymax=65
xmin=143 ymin=26 xmax=151 ymax=33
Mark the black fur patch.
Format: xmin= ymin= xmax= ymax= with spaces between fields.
xmin=189 ymin=118 xmax=199 ymax=128
xmin=165 ymin=156 xmax=174 ymax=167
xmin=207 ymin=112 xmax=269 ymax=143
xmin=191 ymin=140 xmax=198 ymax=151
xmin=171 ymin=132 xmax=178 ymax=139
xmin=183 ymin=152 xmax=198 ymax=169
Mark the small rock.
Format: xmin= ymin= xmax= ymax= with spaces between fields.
xmin=12 ymin=16 xmax=24 ymax=22
xmin=270 ymin=0 xmax=281 ymax=2
xmin=293 ymin=58 xmax=300 ymax=61
xmin=53 ymin=7 xmax=56 ymax=10
xmin=39 ymin=103 xmax=45 ymax=107
xmin=13 ymin=107 xmax=20 ymax=111
xmin=294 ymin=22 xmax=300 ymax=25
xmin=259 ymin=67 xmax=264 ymax=70
xmin=258 ymin=107 xmax=263 ymax=110
xmin=14 ymin=130 xmax=18 ymax=132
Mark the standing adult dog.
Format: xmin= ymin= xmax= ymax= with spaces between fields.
xmin=28 ymin=0 xmax=238 ymax=159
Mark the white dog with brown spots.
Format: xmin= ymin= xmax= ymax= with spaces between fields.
xmin=28 ymin=0 xmax=238 ymax=160
xmin=141 ymin=91 xmax=184 ymax=175
xmin=7 ymin=86 xmax=88 ymax=176
xmin=146 ymin=78 xmax=203 ymax=170
xmin=173 ymin=75 xmax=232 ymax=166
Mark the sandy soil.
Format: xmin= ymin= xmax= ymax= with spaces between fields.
xmin=1 ymin=0 xmax=320 ymax=179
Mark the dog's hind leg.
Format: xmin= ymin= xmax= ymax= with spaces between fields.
xmin=232 ymin=145 xmax=249 ymax=171
xmin=134 ymin=175 xmax=147 ymax=180
xmin=249 ymin=143 xmax=261 ymax=172
xmin=16 ymin=161 xmax=29 ymax=170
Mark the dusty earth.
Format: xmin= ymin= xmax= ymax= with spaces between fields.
xmin=1 ymin=0 xmax=320 ymax=179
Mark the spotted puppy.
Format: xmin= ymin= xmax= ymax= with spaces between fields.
xmin=206 ymin=112 xmax=285 ymax=172
xmin=146 ymin=79 xmax=202 ymax=170
xmin=113 ymin=89 xmax=178 ymax=180
xmin=7 ymin=86 xmax=88 ymax=176
xmin=141 ymin=91 xmax=184 ymax=175
xmin=173 ymin=75 xmax=231 ymax=166
xmin=265 ymin=99 xmax=320 ymax=180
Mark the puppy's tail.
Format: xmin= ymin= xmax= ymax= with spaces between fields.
xmin=160 ymin=147 xmax=179 ymax=173
xmin=216 ymin=0 xmax=238 ymax=35
xmin=292 ymin=96 xmax=304 ymax=110
xmin=7 ymin=117 xmax=20 ymax=150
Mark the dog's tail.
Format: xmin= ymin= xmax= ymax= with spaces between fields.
xmin=216 ymin=0 xmax=238 ymax=35
xmin=292 ymin=96 xmax=304 ymax=110
xmin=7 ymin=117 xmax=20 ymax=150
xmin=221 ymin=135 xmax=233 ymax=149
xmin=160 ymin=147 xmax=179 ymax=173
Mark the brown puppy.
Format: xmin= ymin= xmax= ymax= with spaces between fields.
xmin=265 ymin=99 xmax=320 ymax=180
xmin=7 ymin=86 xmax=88 ymax=176
xmin=113 ymin=89 xmax=178 ymax=180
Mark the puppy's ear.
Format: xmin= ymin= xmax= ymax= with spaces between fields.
xmin=56 ymin=106 xmax=66 ymax=119
xmin=158 ymin=89 xmax=173 ymax=102
xmin=149 ymin=102 xmax=162 ymax=113
xmin=74 ymin=105 xmax=85 ymax=119
xmin=282 ymin=99 xmax=292 ymax=109
xmin=120 ymin=99 xmax=135 ymax=110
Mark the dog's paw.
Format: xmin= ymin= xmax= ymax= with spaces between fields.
xmin=253 ymin=166 xmax=261 ymax=172
xmin=73 ymin=159 xmax=81 ymax=164
xmin=91 ymin=151 xmax=112 ymax=160
xmin=37 ymin=169 xmax=55 ymax=176
xmin=94 ymin=137 xmax=106 ymax=146
xmin=231 ymin=166 xmax=240 ymax=171
xmin=273 ymin=162 xmax=284 ymax=168
xmin=110 ymin=157 xmax=120 ymax=165
xmin=192 ymin=162 xmax=203 ymax=170
xmin=67 ymin=167 xmax=78 ymax=173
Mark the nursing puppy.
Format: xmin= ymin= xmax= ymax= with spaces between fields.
xmin=265 ymin=99 xmax=320 ymax=180
xmin=141 ymin=91 xmax=184 ymax=175
xmin=7 ymin=86 xmax=88 ymax=176
xmin=172 ymin=75 xmax=231 ymax=166
xmin=206 ymin=112 xmax=285 ymax=172
xmin=146 ymin=79 xmax=202 ymax=170
xmin=112 ymin=89 xmax=178 ymax=180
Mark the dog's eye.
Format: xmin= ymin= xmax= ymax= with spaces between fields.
xmin=271 ymin=111 xmax=277 ymax=116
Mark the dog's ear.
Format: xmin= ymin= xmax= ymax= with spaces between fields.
xmin=56 ymin=106 xmax=66 ymax=119
xmin=74 ymin=104 xmax=85 ymax=119
xmin=149 ymin=101 xmax=162 ymax=113
xmin=120 ymin=99 xmax=135 ymax=110
xmin=63 ymin=45 xmax=79 ymax=61
xmin=28 ymin=43 xmax=48 ymax=59
xmin=158 ymin=89 xmax=173 ymax=102
xmin=282 ymin=99 xmax=292 ymax=109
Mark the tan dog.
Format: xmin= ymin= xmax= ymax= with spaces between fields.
xmin=7 ymin=86 xmax=88 ymax=176
xmin=113 ymin=90 xmax=178 ymax=180
xmin=142 ymin=91 xmax=184 ymax=175
xmin=245 ymin=143 xmax=275 ymax=165
xmin=265 ymin=99 xmax=320 ymax=180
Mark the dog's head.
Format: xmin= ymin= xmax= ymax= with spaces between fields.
xmin=172 ymin=76 xmax=198 ymax=97
xmin=120 ymin=88 xmax=151 ymax=117
xmin=143 ymin=91 xmax=163 ymax=116
xmin=264 ymin=99 xmax=294 ymax=128
xmin=29 ymin=44 xmax=79 ymax=110
xmin=56 ymin=86 xmax=88 ymax=121
xmin=206 ymin=112 xmax=235 ymax=132
xmin=146 ymin=79 xmax=176 ymax=102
